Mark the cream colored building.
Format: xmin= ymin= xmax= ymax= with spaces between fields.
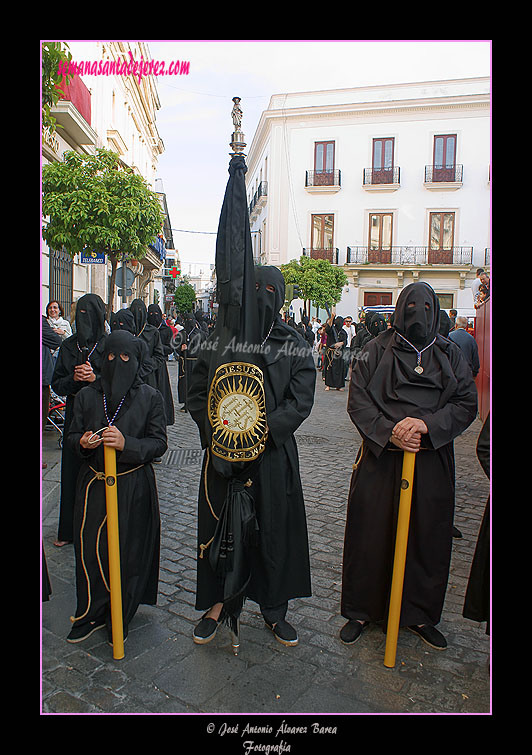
xmin=246 ymin=77 xmax=490 ymax=318
xmin=42 ymin=41 xmax=167 ymax=317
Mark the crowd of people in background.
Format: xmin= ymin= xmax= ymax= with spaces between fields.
xmin=282 ymin=274 xmax=487 ymax=393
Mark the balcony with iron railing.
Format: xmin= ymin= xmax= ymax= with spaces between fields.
xmin=363 ymin=166 xmax=401 ymax=188
xmin=302 ymin=247 xmax=339 ymax=264
xmin=248 ymin=181 xmax=268 ymax=217
xmin=346 ymin=246 xmax=473 ymax=266
xmin=424 ymin=164 xmax=463 ymax=187
xmin=305 ymin=170 xmax=341 ymax=192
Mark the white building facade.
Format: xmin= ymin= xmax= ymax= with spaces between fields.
xmin=246 ymin=77 xmax=490 ymax=319
xmin=42 ymin=41 xmax=167 ymax=316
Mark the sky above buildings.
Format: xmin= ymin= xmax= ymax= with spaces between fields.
xmin=143 ymin=40 xmax=491 ymax=266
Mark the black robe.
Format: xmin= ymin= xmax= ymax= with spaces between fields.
xmin=51 ymin=334 xmax=107 ymax=542
xmin=156 ymin=322 xmax=175 ymax=425
xmin=66 ymin=380 xmax=167 ymax=635
xmin=463 ymin=413 xmax=490 ymax=630
xmin=324 ymin=321 xmax=347 ymax=389
xmin=177 ymin=323 xmax=206 ymax=409
xmin=130 ymin=300 xmax=166 ymax=391
xmin=188 ymin=318 xmax=316 ymax=612
xmin=341 ymin=324 xmax=478 ymax=628
xmin=147 ymin=306 xmax=176 ymax=426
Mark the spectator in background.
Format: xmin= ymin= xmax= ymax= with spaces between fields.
xmin=476 ymin=272 xmax=490 ymax=306
xmin=449 ymin=309 xmax=458 ymax=331
xmin=471 ymin=269 xmax=485 ymax=306
xmin=46 ymin=301 xmax=73 ymax=341
xmin=42 ymin=317 xmax=63 ymax=469
xmin=449 ymin=316 xmax=480 ymax=377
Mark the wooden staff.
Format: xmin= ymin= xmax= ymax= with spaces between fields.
xmin=384 ymin=450 xmax=416 ymax=668
xmin=103 ymin=444 xmax=125 ymax=660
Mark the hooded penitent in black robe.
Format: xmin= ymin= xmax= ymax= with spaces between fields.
xmin=188 ymin=265 xmax=316 ymax=625
xmin=341 ymin=282 xmax=478 ymax=629
xmin=66 ymin=330 xmax=167 ymax=639
xmin=177 ymin=314 xmax=206 ymax=410
xmin=463 ymin=413 xmax=490 ymax=632
xmin=110 ymin=309 xmax=154 ymax=386
xmin=129 ymin=299 xmax=165 ymax=391
xmin=147 ymin=303 xmax=175 ymax=426
xmin=324 ymin=316 xmax=347 ymax=389
xmin=51 ymin=293 xmax=107 ymax=543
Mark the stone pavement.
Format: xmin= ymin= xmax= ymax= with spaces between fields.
xmin=41 ymin=358 xmax=491 ymax=725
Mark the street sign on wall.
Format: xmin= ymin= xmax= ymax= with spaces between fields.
xmin=80 ymin=250 xmax=106 ymax=264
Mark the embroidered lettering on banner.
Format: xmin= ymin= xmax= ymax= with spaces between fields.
xmin=208 ymin=362 xmax=268 ymax=461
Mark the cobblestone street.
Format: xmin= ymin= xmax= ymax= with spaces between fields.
xmin=42 ymin=358 xmax=490 ymax=724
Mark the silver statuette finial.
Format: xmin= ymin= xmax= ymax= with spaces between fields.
xmin=229 ymin=97 xmax=246 ymax=157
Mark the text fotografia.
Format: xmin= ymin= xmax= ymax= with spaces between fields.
xmin=57 ymin=50 xmax=190 ymax=85
xmin=209 ymin=720 xmax=338 ymax=752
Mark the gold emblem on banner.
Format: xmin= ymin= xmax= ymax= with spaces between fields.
xmin=208 ymin=362 xmax=268 ymax=461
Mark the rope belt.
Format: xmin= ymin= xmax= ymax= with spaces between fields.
xmin=70 ymin=462 xmax=145 ymax=625
xmin=199 ymin=448 xmax=218 ymax=560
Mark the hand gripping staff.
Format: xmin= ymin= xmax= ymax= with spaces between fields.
xmin=384 ymin=450 xmax=416 ymax=668
xmin=103 ymin=444 xmax=125 ymax=660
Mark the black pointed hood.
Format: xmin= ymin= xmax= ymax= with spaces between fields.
xmin=100 ymin=330 xmax=144 ymax=415
xmin=75 ymin=293 xmax=106 ymax=349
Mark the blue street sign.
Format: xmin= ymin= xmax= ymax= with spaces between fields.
xmin=81 ymin=250 xmax=106 ymax=264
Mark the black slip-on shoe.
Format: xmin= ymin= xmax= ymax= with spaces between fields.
xmin=407 ymin=624 xmax=447 ymax=650
xmin=265 ymin=619 xmax=299 ymax=646
xmin=339 ymin=619 xmax=367 ymax=645
xmin=193 ymin=616 xmax=220 ymax=645
xmin=66 ymin=620 xmax=105 ymax=643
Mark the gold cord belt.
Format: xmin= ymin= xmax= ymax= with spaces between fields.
xmin=199 ymin=448 xmax=217 ymax=559
xmin=70 ymin=462 xmax=145 ymax=625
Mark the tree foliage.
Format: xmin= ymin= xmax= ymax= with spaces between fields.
xmin=174 ymin=283 xmax=196 ymax=313
xmin=42 ymin=42 xmax=73 ymax=133
xmin=42 ymin=148 xmax=163 ymax=318
xmin=280 ymin=256 xmax=347 ymax=310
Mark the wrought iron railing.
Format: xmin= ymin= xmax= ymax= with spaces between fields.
xmin=49 ymin=247 xmax=73 ymax=316
xmin=305 ymin=170 xmax=341 ymax=187
xmin=248 ymin=181 xmax=268 ymax=215
xmin=346 ymin=246 xmax=473 ymax=265
xmin=363 ymin=166 xmax=401 ymax=185
xmin=424 ymin=164 xmax=463 ymax=183
xmin=302 ymin=247 xmax=339 ymax=264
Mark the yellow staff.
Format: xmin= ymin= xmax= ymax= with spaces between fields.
xmin=104 ymin=444 xmax=125 ymax=660
xmin=384 ymin=450 xmax=416 ymax=668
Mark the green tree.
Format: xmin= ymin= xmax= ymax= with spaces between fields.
xmin=42 ymin=148 xmax=164 ymax=320
xmin=280 ymin=256 xmax=347 ymax=312
xmin=174 ymin=283 xmax=196 ymax=313
xmin=42 ymin=42 xmax=73 ymax=133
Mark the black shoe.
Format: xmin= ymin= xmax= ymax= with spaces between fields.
xmin=339 ymin=619 xmax=367 ymax=645
xmin=265 ymin=618 xmax=299 ymax=646
xmin=452 ymin=526 xmax=463 ymax=538
xmin=67 ymin=620 xmax=105 ymax=643
xmin=407 ymin=624 xmax=447 ymax=650
xmin=193 ymin=615 xmax=220 ymax=645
